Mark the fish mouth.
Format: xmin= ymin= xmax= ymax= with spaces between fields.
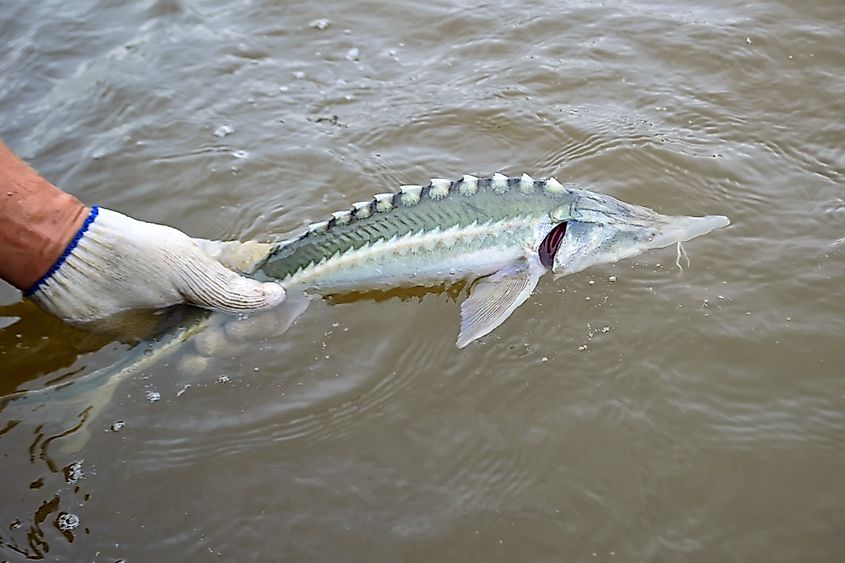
xmin=645 ymin=215 xmax=730 ymax=250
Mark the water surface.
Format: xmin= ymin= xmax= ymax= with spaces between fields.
xmin=1 ymin=0 xmax=844 ymax=561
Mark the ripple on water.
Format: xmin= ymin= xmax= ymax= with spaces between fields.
xmin=122 ymin=297 xmax=461 ymax=471
xmin=3 ymin=0 xmax=845 ymax=560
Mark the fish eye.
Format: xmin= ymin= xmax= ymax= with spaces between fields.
xmin=539 ymin=222 xmax=568 ymax=267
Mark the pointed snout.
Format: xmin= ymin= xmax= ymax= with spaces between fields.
xmin=645 ymin=215 xmax=730 ymax=250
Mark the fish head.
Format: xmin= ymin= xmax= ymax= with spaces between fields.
xmin=549 ymin=189 xmax=729 ymax=277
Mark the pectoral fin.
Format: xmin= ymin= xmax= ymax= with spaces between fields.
xmin=457 ymin=256 xmax=545 ymax=348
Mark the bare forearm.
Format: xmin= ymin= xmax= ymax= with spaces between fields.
xmin=0 ymin=141 xmax=88 ymax=289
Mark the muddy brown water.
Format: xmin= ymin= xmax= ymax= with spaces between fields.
xmin=2 ymin=0 xmax=844 ymax=561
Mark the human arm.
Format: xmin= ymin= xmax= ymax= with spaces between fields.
xmin=0 ymin=141 xmax=88 ymax=289
xmin=0 ymin=141 xmax=284 ymax=321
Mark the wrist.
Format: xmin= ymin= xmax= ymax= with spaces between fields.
xmin=24 ymin=205 xmax=97 ymax=296
xmin=30 ymin=193 xmax=90 ymax=284
xmin=0 ymin=193 xmax=89 ymax=290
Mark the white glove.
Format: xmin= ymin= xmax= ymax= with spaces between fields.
xmin=27 ymin=207 xmax=285 ymax=322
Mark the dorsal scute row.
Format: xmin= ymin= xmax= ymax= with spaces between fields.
xmin=300 ymin=174 xmax=568 ymax=239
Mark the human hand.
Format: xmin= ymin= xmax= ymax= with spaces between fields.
xmin=27 ymin=207 xmax=285 ymax=322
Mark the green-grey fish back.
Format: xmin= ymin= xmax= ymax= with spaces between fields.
xmin=261 ymin=174 xmax=572 ymax=280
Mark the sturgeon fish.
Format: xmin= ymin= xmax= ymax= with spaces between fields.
xmin=258 ymin=173 xmax=730 ymax=347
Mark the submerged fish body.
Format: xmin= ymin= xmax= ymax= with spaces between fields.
xmin=259 ymin=174 xmax=729 ymax=347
